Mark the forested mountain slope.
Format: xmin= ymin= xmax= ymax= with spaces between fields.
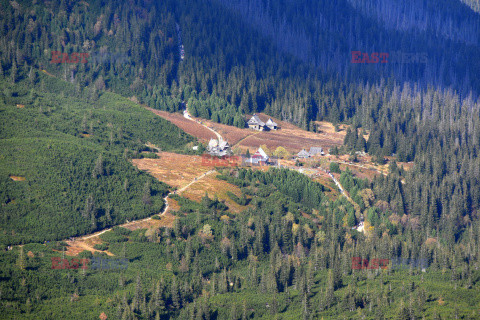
xmin=216 ymin=0 xmax=480 ymax=91
xmin=2 ymin=166 xmax=480 ymax=319
xmin=2 ymin=0 xmax=480 ymax=318
xmin=0 ymin=72 xmax=195 ymax=244
xmin=461 ymin=0 xmax=480 ymax=13
xmin=3 ymin=0 xmax=480 ymax=128
xmin=1 ymin=0 xmax=480 ymax=269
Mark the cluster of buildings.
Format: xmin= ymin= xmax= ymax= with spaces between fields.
xmin=206 ymin=140 xmax=272 ymax=166
xmin=207 ymin=138 xmax=231 ymax=156
xmin=206 ymin=143 xmax=326 ymax=166
xmin=205 ymin=114 xmax=327 ymax=165
xmin=205 ymin=114 xmax=278 ymax=159
xmin=247 ymin=114 xmax=278 ymax=131
xmin=245 ymin=147 xmax=271 ymax=165
xmin=207 ymin=137 xmax=326 ymax=163
xmin=296 ymin=147 xmax=325 ymax=158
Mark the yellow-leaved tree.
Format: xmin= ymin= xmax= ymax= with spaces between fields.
xmin=273 ymin=146 xmax=291 ymax=159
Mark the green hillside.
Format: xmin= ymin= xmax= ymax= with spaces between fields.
xmin=1 ymin=167 xmax=479 ymax=319
xmin=0 ymin=73 xmax=195 ymax=244
xmin=1 ymin=0 xmax=480 ymax=318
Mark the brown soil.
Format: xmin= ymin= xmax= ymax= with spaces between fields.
xmin=167 ymin=197 xmax=181 ymax=212
xmin=397 ymin=161 xmax=414 ymax=171
xmin=149 ymin=109 xmax=345 ymax=153
xmin=219 ymin=113 xmax=345 ymax=153
xmin=147 ymin=108 xmax=217 ymax=142
xmin=122 ymin=211 xmax=176 ymax=231
xmin=181 ymin=175 xmax=250 ymax=214
xmin=131 ymin=152 xmax=212 ymax=189
xmin=9 ymin=175 xmax=26 ymax=181
xmin=64 ymin=236 xmax=114 ymax=256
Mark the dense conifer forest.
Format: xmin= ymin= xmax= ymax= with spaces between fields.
xmin=0 ymin=74 xmax=195 ymax=244
xmin=1 ymin=0 xmax=480 ymax=318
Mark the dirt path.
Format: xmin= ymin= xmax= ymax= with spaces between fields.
xmin=184 ymin=109 xmax=224 ymax=142
xmin=232 ymin=131 xmax=261 ymax=149
xmin=176 ymin=170 xmax=216 ymax=193
xmin=327 ymin=171 xmax=345 ymax=194
xmin=330 ymin=173 xmax=360 ymax=212
xmin=81 ymin=228 xmax=112 ymax=241
xmin=184 ymin=108 xmax=261 ymax=152
xmin=63 ymin=169 xmax=215 ymax=256
xmin=318 ymin=168 xmax=365 ymax=232
xmin=312 ymin=168 xmax=361 ymax=213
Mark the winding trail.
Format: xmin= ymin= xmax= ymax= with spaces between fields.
xmin=64 ymin=168 xmax=216 ymax=254
xmin=62 ymin=111 xmax=221 ymax=254
xmin=176 ymin=170 xmax=215 ymax=194
xmin=320 ymin=168 xmax=364 ymax=232
xmin=183 ymin=109 xmax=224 ymax=143
xmin=311 ymin=167 xmax=361 ymax=214
xmin=183 ymin=107 xmax=260 ymax=151
xmin=232 ymin=131 xmax=261 ymax=149
xmin=328 ymin=171 xmax=345 ymax=194
xmin=328 ymin=171 xmax=361 ymax=212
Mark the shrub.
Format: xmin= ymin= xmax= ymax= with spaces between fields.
xmin=93 ymin=243 xmax=109 ymax=251
xmin=329 ymin=162 xmax=341 ymax=173
xmin=112 ymin=227 xmax=132 ymax=236
xmin=100 ymin=230 xmax=128 ymax=243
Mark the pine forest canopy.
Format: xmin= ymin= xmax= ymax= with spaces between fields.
xmin=1 ymin=0 xmax=480 ymax=318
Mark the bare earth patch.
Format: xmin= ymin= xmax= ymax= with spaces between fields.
xmin=180 ymin=175 xmax=250 ymax=214
xmin=200 ymin=121 xmax=254 ymax=146
xmin=9 ymin=175 xmax=26 ymax=181
xmin=148 ymin=108 xmax=345 ymax=153
xmin=64 ymin=236 xmax=114 ymax=256
xmin=166 ymin=197 xmax=181 ymax=212
xmin=122 ymin=211 xmax=176 ymax=231
xmin=63 ymin=210 xmax=175 ymax=257
xmin=397 ymin=161 xmax=414 ymax=171
xmin=147 ymin=108 xmax=217 ymax=142
xmin=132 ymin=152 xmax=212 ymax=189
xmin=212 ymin=113 xmax=345 ymax=153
